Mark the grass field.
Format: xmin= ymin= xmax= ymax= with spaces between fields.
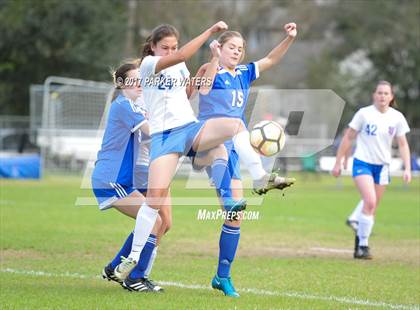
xmin=1 ymin=173 xmax=419 ymax=309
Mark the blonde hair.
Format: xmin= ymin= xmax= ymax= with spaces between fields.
xmin=375 ymin=80 xmax=397 ymax=108
xmin=217 ymin=31 xmax=246 ymax=63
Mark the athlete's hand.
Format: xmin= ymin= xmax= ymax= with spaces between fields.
xmin=284 ymin=22 xmax=297 ymax=38
xmin=209 ymin=21 xmax=228 ymax=34
xmin=209 ymin=40 xmax=221 ymax=58
xmin=403 ymin=169 xmax=412 ymax=184
xmin=331 ymin=162 xmax=341 ymax=177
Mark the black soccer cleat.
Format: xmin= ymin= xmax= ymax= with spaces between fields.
xmin=354 ymin=246 xmax=373 ymax=260
xmin=143 ymin=278 xmax=164 ymax=292
xmin=102 ymin=264 xmax=123 ymax=284
xmin=122 ymin=276 xmax=164 ymax=292
xmin=354 ymin=235 xmax=360 ymax=253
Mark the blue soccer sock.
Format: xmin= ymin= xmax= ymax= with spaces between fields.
xmin=128 ymin=234 xmax=157 ymax=279
xmin=217 ymin=224 xmax=240 ymax=278
xmin=110 ymin=232 xmax=133 ymax=268
xmin=211 ymin=158 xmax=233 ymax=204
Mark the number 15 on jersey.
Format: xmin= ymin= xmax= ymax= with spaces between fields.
xmin=231 ymin=90 xmax=244 ymax=108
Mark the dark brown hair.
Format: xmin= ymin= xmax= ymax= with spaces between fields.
xmin=111 ymin=59 xmax=141 ymax=101
xmin=142 ymin=24 xmax=180 ymax=58
xmin=217 ymin=31 xmax=246 ymax=62
xmin=375 ymin=80 xmax=397 ymax=108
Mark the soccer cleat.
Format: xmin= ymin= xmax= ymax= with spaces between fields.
xmin=223 ymin=198 xmax=247 ymax=221
xmin=102 ymin=263 xmax=123 ymax=284
xmin=354 ymin=235 xmax=360 ymax=253
xmin=114 ymin=256 xmax=137 ymax=281
xmin=354 ymin=246 xmax=373 ymax=260
xmin=122 ymin=276 xmax=162 ymax=292
xmin=143 ymin=278 xmax=164 ymax=292
xmin=346 ymin=219 xmax=359 ymax=233
xmin=211 ymin=275 xmax=240 ymax=298
xmin=253 ymin=173 xmax=295 ymax=195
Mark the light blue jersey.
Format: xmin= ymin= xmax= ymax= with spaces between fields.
xmin=92 ymin=94 xmax=146 ymax=187
xmin=198 ymin=62 xmax=259 ymax=123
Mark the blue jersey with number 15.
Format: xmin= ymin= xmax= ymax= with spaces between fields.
xmin=198 ymin=63 xmax=259 ymax=123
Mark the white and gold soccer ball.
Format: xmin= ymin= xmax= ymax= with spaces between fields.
xmin=249 ymin=120 xmax=286 ymax=157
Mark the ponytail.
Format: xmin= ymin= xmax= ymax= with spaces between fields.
xmin=142 ymin=35 xmax=153 ymax=58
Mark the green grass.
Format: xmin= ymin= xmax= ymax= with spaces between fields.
xmin=1 ymin=174 xmax=419 ymax=309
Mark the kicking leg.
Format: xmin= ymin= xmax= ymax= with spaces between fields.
xmin=192 ymin=118 xmax=294 ymax=195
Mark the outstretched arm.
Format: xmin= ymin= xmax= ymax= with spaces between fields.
xmin=397 ymin=134 xmax=412 ymax=183
xmin=198 ymin=40 xmax=221 ymax=95
xmin=187 ymin=40 xmax=221 ymax=98
xmin=256 ymin=22 xmax=297 ymax=74
xmin=332 ymin=128 xmax=357 ymax=177
xmin=155 ymin=21 xmax=227 ymax=74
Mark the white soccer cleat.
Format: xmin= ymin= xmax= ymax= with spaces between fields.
xmin=113 ymin=256 xmax=137 ymax=281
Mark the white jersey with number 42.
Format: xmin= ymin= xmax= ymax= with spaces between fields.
xmin=139 ymin=55 xmax=197 ymax=135
xmin=349 ymin=105 xmax=410 ymax=165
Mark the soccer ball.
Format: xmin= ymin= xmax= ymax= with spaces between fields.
xmin=250 ymin=120 xmax=286 ymax=157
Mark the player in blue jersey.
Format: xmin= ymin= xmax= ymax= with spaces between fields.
xmin=333 ymin=81 xmax=411 ymax=259
xmin=194 ymin=23 xmax=297 ymax=297
xmin=91 ymin=60 xmax=164 ymax=292
xmin=115 ymin=22 xmax=294 ymax=293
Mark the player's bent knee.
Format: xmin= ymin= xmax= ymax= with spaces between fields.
xmin=226 ymin=119 xmax=245 ymax=136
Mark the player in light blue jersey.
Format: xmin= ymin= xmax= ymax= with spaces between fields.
xmin=333 ymin=81 xmax=411 ymax=259
xmin=91 ymin=60 xmax=164 ymax=292
xmin=195 ymin=23 xmax=297 ymax=297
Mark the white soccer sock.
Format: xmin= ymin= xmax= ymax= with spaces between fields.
xmin=357 ymin=213 xmax=374 ymax=247
xmin=349 ymin=200 xmax=363 ymax=222
xmin=128 ymin=203 xmax=159 ymax=262
xmin=144 ymin=246 xmax=158 ymax=278
xmin=232 ymin=130 xmax=266 ymax=180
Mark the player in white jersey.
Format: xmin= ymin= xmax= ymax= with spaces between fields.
xmin=92 ymin=60 xmax=164 ymax=292
xmin=332 ymin=81 xmax=412 ymax=259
